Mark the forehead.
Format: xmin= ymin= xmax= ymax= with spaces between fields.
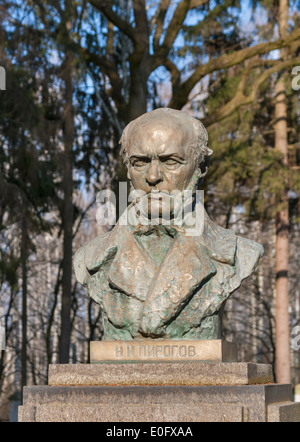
xmin=127 ymin=117 xmax=194 ymax=157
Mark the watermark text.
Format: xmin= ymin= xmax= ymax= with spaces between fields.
xmin=292 ymin=66 xmax=300 ymax=91
xmin=0 ymin=326 xmax=5 ymax=351
xmin=96 ymin=183 xmax=205 ymax=237
xmin=291 ymin=326 xmax=300 ymax=351
xmin=0 ymin=66 xmax=6 ymax=90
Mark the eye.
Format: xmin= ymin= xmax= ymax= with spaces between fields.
xmin=163 ymin=159 xmax=178 ymax=165
xmin=131 ymin=158 xmax=150 ymax=168
xmin=160 ymin=157 xmax=181 ymax=167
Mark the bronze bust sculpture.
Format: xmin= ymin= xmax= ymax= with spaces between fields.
xmin=74 ymin=108 xmax=263 ymax=341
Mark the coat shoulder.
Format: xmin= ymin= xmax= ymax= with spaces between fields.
xmin=235 ymin=235 xmax=264 ymax=279
xmin=73 ymin=232 xmax=111 ymax=285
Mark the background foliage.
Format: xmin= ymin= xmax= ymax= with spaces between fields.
xmin=0 ymin=0 xmax=299 ymax=420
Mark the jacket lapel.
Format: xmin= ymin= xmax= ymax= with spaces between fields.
xmin=139 ymin=231 xmax=217 ymax=336
xmin=106 ymin=225 xmax=156 ymax=302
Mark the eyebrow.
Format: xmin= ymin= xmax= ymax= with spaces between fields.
xmin=158 ymin=153 xmax=185 ymax=160
xmin=129 ymin=154 xmax=151 ymax=161
xmin=130 ymin=154 xmax=150 ymax=158
xmin=129 ymin=153 xmax=185 ymax=160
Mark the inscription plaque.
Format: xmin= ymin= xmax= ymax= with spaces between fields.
xmin=90 ymin=339 xmax=237 ymax=363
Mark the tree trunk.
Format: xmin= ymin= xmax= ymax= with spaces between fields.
xmin=274 ymin=0 xmax=291 ymax=384
xmin=46 ymin=262 xmax=61 ymax=365
xmin=59 ymin=51 xmax=74 ymax=364
xmin=21 ymin=206 xmax=28 ymax=396
xmin=127 ymin=62 xmax=149 ymax=123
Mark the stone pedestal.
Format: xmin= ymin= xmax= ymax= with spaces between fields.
xmin=47 ymin=361 xmax=273 ymax=386
xmin=18 ymin=341 xmax=300 ymax=422
xmin=19 ymin=383 xmax=299 ymax=423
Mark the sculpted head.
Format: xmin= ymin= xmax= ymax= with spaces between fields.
xmin=120 ymin=108 xmax=213 ymax=194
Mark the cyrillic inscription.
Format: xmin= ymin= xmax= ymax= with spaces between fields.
xmin=89 ymin=339 xmax=237 ymax=363
xmin=115 ymin=343 xmax=196 ymax=359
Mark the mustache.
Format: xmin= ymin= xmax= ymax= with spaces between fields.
xmin=133 ymin=189 xmax=180 ymax=198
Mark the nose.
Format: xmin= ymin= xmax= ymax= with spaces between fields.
xmin=146 ymin=159 xmax=163 ymax=186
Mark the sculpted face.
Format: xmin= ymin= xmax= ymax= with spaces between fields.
xmin=127 ymin=122 xmax=197 ymax=193
xmin=126 ymin=120 xmax=198 ymax=220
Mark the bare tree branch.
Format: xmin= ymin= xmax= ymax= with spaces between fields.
xmin=164 ymin=57 xmax=181 ymax=89
xmin=133 ymin=0 xmax=149 ymax=43
xmin=203 ymin=57 xmax=300 ymax=127
xmin=79 ymin=46 xmax=126 ymax=118
xmin=88 ymin=0 xmax=136 ymax=41
xmin=159 ymin=0 xmax=191 ymax=56
xmin=169 ymin=26 xmax=300 ymax=109
xmin=152 ymin=0 xmax=171 ymax=50
xmin=106 ymin=20 xmax=114 ymax=56
xmin=190 ymin=0 xmax=210 ymax=7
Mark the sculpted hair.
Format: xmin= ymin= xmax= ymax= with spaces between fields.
xmin=119 ymin=108 xmax=213 ymax=178
xmin=189 ymin=117 xmax=213 ymax=179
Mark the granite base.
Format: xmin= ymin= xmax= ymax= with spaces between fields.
xmin=18 ymin=361 xmax=300 ymax=422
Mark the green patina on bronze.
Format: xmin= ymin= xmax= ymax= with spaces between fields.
xmin=74 ymin=108 xmax=264 ymax=341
